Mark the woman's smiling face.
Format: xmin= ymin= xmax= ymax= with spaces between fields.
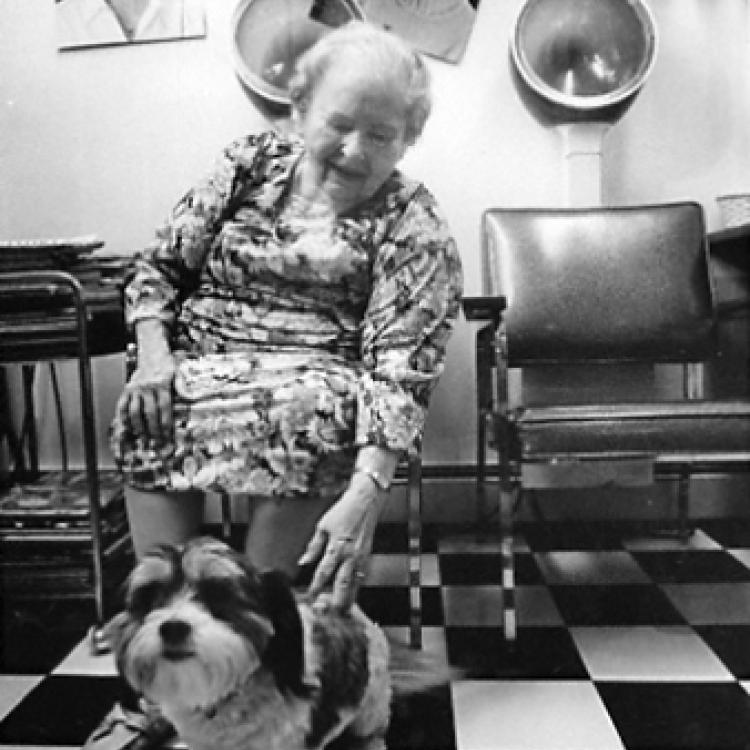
xmin=297 ymin=64 xmax=410 ymax=214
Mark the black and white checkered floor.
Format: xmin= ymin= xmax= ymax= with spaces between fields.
xmin=4 ymin=518 xmax=750 ymax=749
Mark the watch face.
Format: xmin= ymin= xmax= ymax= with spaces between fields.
xmin=232 ymin=0 xmax=363 ymax=106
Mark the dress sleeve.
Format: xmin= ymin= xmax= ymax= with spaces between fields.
xmin=356 ymin=185 xmax=464 ymax=453
xmin=124 ymin=134 xmax=264 ymax=331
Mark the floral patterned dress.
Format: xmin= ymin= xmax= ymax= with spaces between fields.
xmin=111 ymin=131 xmax=463 ymax=499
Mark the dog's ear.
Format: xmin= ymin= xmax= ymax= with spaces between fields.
xmin=259 ymin=570 xmax=309 ymax=697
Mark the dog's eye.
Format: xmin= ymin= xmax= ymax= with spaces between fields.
xmin=128 ymin=581 xmax=170 ymax=615
xmin=196 ymin=577 xmax=248 ymax=614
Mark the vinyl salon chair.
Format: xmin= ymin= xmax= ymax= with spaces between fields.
xmin=125 ymin=345 xmax=425 ymax=648
xmin=462 ymin=202 xmax=750 ymax=644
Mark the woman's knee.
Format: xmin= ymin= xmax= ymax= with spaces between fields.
xmin=124 ymin=486 xmax=205 ymax=559
xmin=244 ymin=495 xmax=331 ymax=577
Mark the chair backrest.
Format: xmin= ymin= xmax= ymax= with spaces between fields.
xmin=482 ymin=202 xmax=716 ymax=365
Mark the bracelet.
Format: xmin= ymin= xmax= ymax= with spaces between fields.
xmin=355 ymin=465 xmax=391 ymax=491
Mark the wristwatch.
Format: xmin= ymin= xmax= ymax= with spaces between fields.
xmin=354 ymin=465 xmax=391 ymax=491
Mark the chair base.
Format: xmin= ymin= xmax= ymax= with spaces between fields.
xmin=478 ymin=465 xmax=729 ymax=644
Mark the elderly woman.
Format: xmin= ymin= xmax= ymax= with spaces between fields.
xmin=113 ymin=20 xmax=462 ymax=612
xmin=88 ymin=20 xmax=462 ymax=750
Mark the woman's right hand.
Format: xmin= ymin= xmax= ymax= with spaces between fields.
xmin=117 ymin=354 xmax=176 ymax=442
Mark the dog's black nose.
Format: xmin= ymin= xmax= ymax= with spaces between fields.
xmin=159 ymin=618 xmax=191 ymax=646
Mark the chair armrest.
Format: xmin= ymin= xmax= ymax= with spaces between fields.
xmin=462 ymin=296 xmax=507 ymax=326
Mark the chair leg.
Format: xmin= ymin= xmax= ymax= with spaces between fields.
xmin=76 ymin=347 xmax=107 ymax=654
xmin=653 ymin=473 xmax=694 ymax=542
xmin=676 ymin=472 xmax=693 ymax=543
xmin=499 ymin=484 xmax=518 ymax=644
xmin=407 ymin=452 xmax=422 ymax=649
xmin=476 ymin=410 xmax=490 ymax=523
xmin=220 ymin=492 xmax=232 ymax=541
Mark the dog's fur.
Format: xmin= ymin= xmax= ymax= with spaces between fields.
xmin=108 ymin=537 xmax=394 ymax=750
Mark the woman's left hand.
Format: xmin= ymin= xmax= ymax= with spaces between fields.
xmin=299 ymin=471 xmax=387 ymax=612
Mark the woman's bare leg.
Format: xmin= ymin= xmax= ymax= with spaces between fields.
xmin=124 ymin=487 xmax=205 ymax=559
xmin=244 ymin=495 xmax=333 ymax=577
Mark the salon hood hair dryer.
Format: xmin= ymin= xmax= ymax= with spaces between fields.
xmin=510 ymin=0 xmax=658 ymax=204
xmin=231 ymin=0 xmax=362 ymax=115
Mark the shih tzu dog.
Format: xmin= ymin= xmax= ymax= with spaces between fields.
xmin=109 ymin=536 xmax=400 ymax=750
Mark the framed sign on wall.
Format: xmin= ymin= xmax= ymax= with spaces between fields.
xmin=357 ymin=0 xmax=481 ymax=63
xmin=55 ymin=0 xmax=206 ymax=51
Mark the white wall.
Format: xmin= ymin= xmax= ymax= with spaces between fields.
xmin=1 ymin=0 xmax=748 ymax=470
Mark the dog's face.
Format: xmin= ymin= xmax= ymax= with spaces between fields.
xmin=109 ymin=537 xmax=306 ymax=711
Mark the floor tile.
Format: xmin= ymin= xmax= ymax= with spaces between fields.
xmin=367 ymin=553 xmax=409 ymax=586
xmin=371 ymin=523 xmax=408 ymax=554
xmin=0 ymin=676 xmax=121 ymax=745
xmin=439 ymin=552 xmax=501 ymax=586
xmin=442 ymin=583 xmax=564 ymax=629
xmin=661 ymin=582 xmax=750 ymax=625
xmin=515 ymin=531 xmax=531 ymax=554
xmin=699 ymin=519 xmax=750 ymax=548
xmin=440 ymin=554 xmax=500 ymax=586
xmin=420 ymin=554 xmax=440 ymax=587
xmin=359 ymin=586 xmax=443 ymax=627
xmin=357 ymin=586 xmax=409 ymax=626
xmin=515 ymin=585 xmax=565 ymax=627
xmin=367 ymin=553 xmax=439 ymax=586
xmin=416 ymin=523 xmax=442 ymax=554
xmin=571 ymin=626 xmax=734 ymax=681
xmin=440 ymin=552 xmax=542 ymax=586
xmin=445 ymin=627 xmax=588 ymax=679
xmin=728 ymin=548 xmax=750 ymax=570
xmin=598 ymin=681 xmax=750 ymax=750
xmin=442 ymin=585 xmax=502 ymax=628
xmin=0 ymin=676 xmax=43 ymax=719
xmin=438 ymin=534 xmax=501 ymax=555
xmin=631 ymin=550 xmax=750 ymax=583
xmin=521 ymin=522 xmax=628 ymax=551
xmin=534 ymin=550 xmax=650 ymax=585
xmin=622 ymin=528 xmax=722 ymax=552
xmin=388 ymin=683 xmax=456 ymax=750
xmin=551 ymin=584 xmax=685 ymax=627
xmin=514 ymin=552 xmax=544 ymax=584
xmin=52 ymin=639 xmax=117 ymax=677
xmin=419 ymin=587 xmax=445 ymax=627
xmin=696 ymin=625 xmax=750 ymax=679
xmin=438 ymin=532 xmax=529 ymax=554
xmin=0 ymin=601 xmax=93 ymax=675
xmin=452 ymin=680 xmax=625 ymax=750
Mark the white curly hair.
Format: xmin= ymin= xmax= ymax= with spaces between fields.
xmin=288 ymin=20 xmax=432 ymax=145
